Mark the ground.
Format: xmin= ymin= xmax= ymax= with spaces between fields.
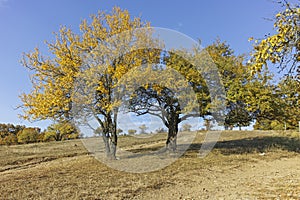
xmin=0 ymin=131 xmax=299 ymax=199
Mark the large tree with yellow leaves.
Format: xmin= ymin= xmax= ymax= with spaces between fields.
xmin=20 ymin=7 xmax=160 ymax=159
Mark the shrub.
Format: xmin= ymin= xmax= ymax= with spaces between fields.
xmin=3 ymin=134 xmax=18 ymax=145
xmin=37 ymin=132 xmax=45 ymax=142
xmin=128 ymin=129 xmax=137 ymax=135
xmin=17 ymin=128 xmax=39 ymax=144
xmin=44 ymin=121 xmax=79 ymax=141
xmin=156 ymin=127 xmax=166 ymax=133
xmin=181 ymin=123 xmax=192 ymax=132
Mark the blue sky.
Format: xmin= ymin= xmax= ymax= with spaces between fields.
xmin=0 ymin=0 xmax=295 ymax=130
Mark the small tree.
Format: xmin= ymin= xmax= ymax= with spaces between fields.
xmin=156 ymin=127 xmax=166 ymax=133
xmin=44 ymin=121 xmax=79 ymax=141
xmin=204 ymin=119 xmax=212 ymax=131
xmin=181 ymin=123 xmax=192 ymax=132
xmin=117 ymin=128 xmax=123 ymax=135
xmin=94 ymin=127 xmax=103 ymax=136
xmin=128 ymin=129 xmax=137 ymax=135
xmin=139 ymin=124 xmax=148 ymax=134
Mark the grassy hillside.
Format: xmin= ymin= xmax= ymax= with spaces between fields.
xmin=0 ymin=131 xmax=299 ymax=199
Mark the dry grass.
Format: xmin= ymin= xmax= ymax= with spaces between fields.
xmin=0 ymin=130 xmax=299 ymax=199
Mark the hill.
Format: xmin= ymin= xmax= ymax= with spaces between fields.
xmin=0 ymin=131 xmax=299 ymax=199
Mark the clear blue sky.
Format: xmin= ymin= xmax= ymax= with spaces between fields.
xmin=0 ymin=0 xmax=294 ymax=130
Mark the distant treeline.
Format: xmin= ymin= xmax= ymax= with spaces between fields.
xmin=0 ymin=122 xmax=79 ymax=145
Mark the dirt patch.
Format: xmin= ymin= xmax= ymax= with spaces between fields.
xmin=130 ymin=155 xmax=300 ymax=199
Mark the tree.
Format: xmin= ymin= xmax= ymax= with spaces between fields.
xmin=155 ymin=127 xmax=166 ymax=133
xmin=17 ymin=127 xmax=40 ymax=144
xmin=181 ymin=123 xmax=192 ymax=132
xmin=20 ymin=27 xmax=81 ymax=122
xmin=3 ymin=134 xmax=18 ymax=145
xmin=248 ymin=1 xmax=300 ymax=130
xmin=225 ymin=101 xmax=252 ymax=130
xmin=0 ymin=124 xmax=25 ymax=145
xmin=75 ymin=8 xmax=161 ymax=159
xmin=205 ymin=40 xmax=254 ymax=130
xmin=245 ymin=72 xmax=279 ymax=126
xmin=249 ymin=1 xmax=300 ymax=78
xmin=72 ymin=8 xmax=160 ymax=159
xmin=139 ymin=124 xmax=148 ymax=134
xmin=21 ymin=7 xmax=160 ymax=159
xmin=127 ymin=40 xmax=253 ymax=150
xmin=44 ymin=121 xmax=79 ymax=141
xmin=204 ymin=118 xmax=212 ymax=131
xmin=275 ymin=77 xmax=300 ymax=129
xmin=128 ymin=129 xmax=137 ymax=135
xmin=127 ymin=49 xmax=211 ymax=151
xmin=245 ymin=70 xmax=299 ymax=131
xmin=117 ymin=128 xmax=123 ymax=135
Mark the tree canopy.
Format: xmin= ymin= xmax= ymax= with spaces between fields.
xmin=18 ymin=2 xmax=300 ymax=157
xmin=250 ymin=1 xmax=300 ymax=78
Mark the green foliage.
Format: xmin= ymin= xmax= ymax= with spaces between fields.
xmin=276 ymin=77 xmax=300 ymax=129
xmin=225 ymin=101 xmax=252 ymax=129
xmin=270 ymin=120 xmax=285 ymax=131
xmin=252 ymin=76 xmax=300 ymax=131
xmin=206 ymin=40 xmax=254 ymax=129
xmin=17 ymin=128 xmax=40 ymax=144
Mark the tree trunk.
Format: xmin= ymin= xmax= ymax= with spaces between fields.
xmin=102 ymin=132 xmax=111 ymax=158
xmin=101 ymin=115 xmax=118 ymax=160
xmin=166 ymin=121 xmax=178 ymax=152
xmin=109 ymin=122 xmax=117 ymax=160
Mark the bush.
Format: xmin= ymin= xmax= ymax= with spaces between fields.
xmin=156 ymin=127 xmax=166 ymax=133
xmin=36 ymin=132 xmax=45 ymax=142
xmin=44 ymin=121 xmax=79 ymax=141
xmin=3 ymin=134 xmax=18 ymax=145
xmin=270 ymin=120 xmax=284 ymax=130
xmin=128 ymin=129 xmax=137 ymax=135
xmin=181 ymin=123 xmax=192 ymax=132
xmin=43 ymin=131 xmax=57 ymax=142
xmin=17 ymin=128 xmax=39 ymax=144
xmin=67 ymin=133 xmax=79 ymax=140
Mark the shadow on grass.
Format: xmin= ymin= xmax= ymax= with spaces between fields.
xmin=127 ymin=146 xmax=165 ymax=154
xmin=187 ymin=136 xmax=300 ymax=155
xmin=123 ymin=135 xmax=300 ymax=158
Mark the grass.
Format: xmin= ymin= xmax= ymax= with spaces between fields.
xmin=0 ymin=130 xmax=299 ymax=199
